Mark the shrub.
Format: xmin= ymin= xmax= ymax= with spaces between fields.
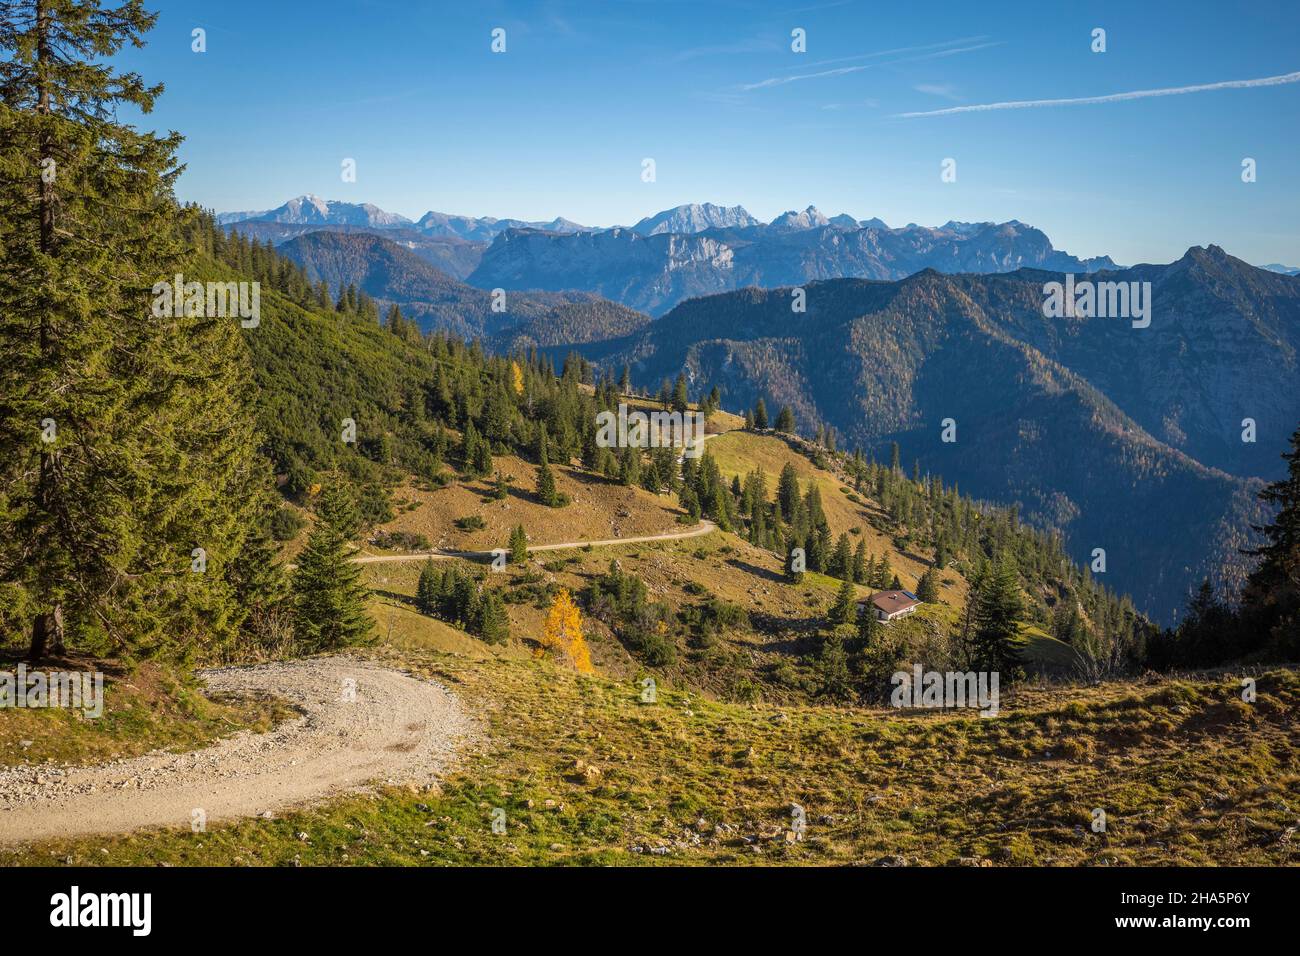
xmin=270 ymin=506 xmax=306 ymax=541
xmin=704 ymin=599 xmax=749 ymax=633
xmin=371 ymin=529 xmax=431 ymax=552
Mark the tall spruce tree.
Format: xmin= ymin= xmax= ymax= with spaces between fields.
xmin=775 ymin=405 xmax=795 ymax=434
xmin=916 ymin=566 xmax=940 ymax=603
xmin=415 ymin=559 xmax=439 ymax=615
xmin=671 ymin=373 xmax=689 ymax=413
xmin=292 ymin=483 xmax=372 ymax=649
xmin=831 ymin=532 xmax=853 ymax=581
xmin=972 ymin=557 xmax=1023 ymax=673
xmin=0 ymin=0 xmax=270 ymax=660
xmin=830 ymin=577 xmax=857 ymax=626
xmin=474 ymin=588 xmax=510 ymax=644
xmin=536 ymin=425 xmax=562 ymax=506
xmin=1243 ymin=424 xmax=1300 ymax=656
xmin=852 ymin=538 xmax=868 ymax=584
xmin=508 ymin=524 xmax=528 ymax=564
xmin=857 ymin=598 xmax=883 ymax=644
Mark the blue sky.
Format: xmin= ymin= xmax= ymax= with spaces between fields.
xmin=115 ymin=0 xmax=1300 ymax=266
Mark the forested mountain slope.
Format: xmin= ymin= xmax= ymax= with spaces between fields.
xmin=566 ymin=262 xmax=1285 ymax=622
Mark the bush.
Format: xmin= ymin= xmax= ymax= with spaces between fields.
xmin=270 ymin=506 xmax=306 ymax=541
xmin=703 ymin=599 xmax=749 ymax=633
xmin=629 ymin=623 xmax=676 ymax=666
xmin=371 ymin=529 xmax=431 ymax=552
xmin=728 ymin=677 xmax=761 ymax=704
xmin=355 ymin=482 xmax=394 ymax=529
xmin=455 ymin=515 xmax=487 ymax=531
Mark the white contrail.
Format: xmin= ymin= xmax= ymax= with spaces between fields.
xmin=740 ymin=36 xmax=990 ymax=91
xmin=897 ymin=70 xmax=1300 ymax=117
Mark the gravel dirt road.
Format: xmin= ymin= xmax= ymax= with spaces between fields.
xmin=0 ymin=656 xmax=474 ymax=844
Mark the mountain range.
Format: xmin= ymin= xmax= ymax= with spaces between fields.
xmin=468 ymin=214 xmax=1118 ymax=315
xmin=221 ymin=197 xmax=1118 ymax=314
xmin=216 ymin=194 xmax=589 ymax=239
xmin=223 ymin=198 xmax=1300 ymax=622
xmin=277 ymin=230 xmax=648 ymax=346
xmin=557 ymin=245 xmax=1299 ymax=622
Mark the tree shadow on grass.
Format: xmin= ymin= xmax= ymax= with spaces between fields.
xmin=725 ymin=557 xmax=786 ymax=584
xmin=0 ymin=647 xmax=130 ymax=676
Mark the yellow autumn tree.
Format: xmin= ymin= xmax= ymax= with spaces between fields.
xmin=540 ymin=587 xmax=593 ymax=674
xmin=510 ymin=360 xmax=525 ymax=396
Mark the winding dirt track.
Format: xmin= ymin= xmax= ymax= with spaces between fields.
xmin=0 ymin=657 xmax=474 ymax=845
xmin=352 ymin=518 xmax=718 ymax=565
xmin=0 ymin=514 xmax=723 ymax=844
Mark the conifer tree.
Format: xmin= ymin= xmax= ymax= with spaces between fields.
xmin=852 ymin=539 xmax=869 ymax=584
xmin=461 ymin=421 xmax=484 ymax=477
xmin=679 ymin=485 xmax=702 ymax=524
xmin=873 ymin=555 xmax=893 ymax=589
xmin=711 ymin=484 xmax=732 ymax=532
xmin=816 ymin=631 xmax=853 ymax=700
xmin=224 ymin=481 xmax=292 ymax=647
xmin=775 ymin=405 xmax=796 ymax=434
xmin=537 ymin=431 xmax=563 ymax=507
xmin=830 ymin=577 xmax=857 ymax=626
xmin=972 ymin=557 xmax=1022 ymax=673
xmin=618 ymin=444 xmax=641 ymax=487
xmin=857 ymin=598 xmax=883 ymax=644
xmin=416 ymin=559 xmax=440 ymax=615
xmin=317 ymin=482 xmax=362 ymax=540
xmin=753 ymin=398 xmax=769 ymax=430
xmin=831 ymin=532 xmax=853 ymax=581
xmin=1243 ymin=424 xmax=1300 ymax=655
xmin=474 ymin=588 xmax=510 ymax=644
xmin=916 ymin=566 xmax=940 ymax=603
xmin=808 ymin=524 xmax=830 ymax=573
xmin=777 ymin=463 xmax=801 ymax=518
xmin=640 ymin=461 xmax=661 ymax=494
xmin=472 ymin=434 xmax=494 ymax=477
xmin=672 ymin=373 xmax=689 ymax=413
xmin=785 ymin=543 xmax=806 ymax=583
xmin=292 ymin=487 xmax=372 ymax=650
xmin=508 ymin=524 xmax=528 ymax=564
xmin=0 ymin=0 xmax=271 ymax=660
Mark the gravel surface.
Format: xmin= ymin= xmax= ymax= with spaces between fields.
xmin=0 ymin=656 xmax=475 ymax=844
xmin=350 ymin=518 xmax=718 ymax=565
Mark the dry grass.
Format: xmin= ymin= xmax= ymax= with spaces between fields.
xmin=376 ymin=454 xmax=685 ymax=554
xmin=0 ymin=657 xmax=294 ymax=771
xmin=708 ymin=431 xmax=969 ymax=608
xmin=8 ymin=647 xmax=1296 ymax=867
xmin=6 ymin=423 xmax=1293 ymax=867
